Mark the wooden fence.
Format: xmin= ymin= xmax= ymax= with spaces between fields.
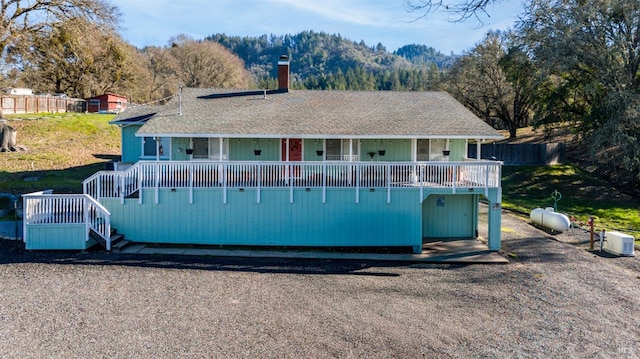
xmin=468 ymin=143 xmax=565 ymax=165
xmin=0 ymin=95 xmax=86 ymax=115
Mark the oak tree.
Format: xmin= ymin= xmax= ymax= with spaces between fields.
xmin=518 ymin=0 xmax=640 ymax=185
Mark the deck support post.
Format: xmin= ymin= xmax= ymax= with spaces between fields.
xmin=487 ymin=187 xmax=502 ymax=251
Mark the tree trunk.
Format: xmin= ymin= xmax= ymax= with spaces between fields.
xmin=0 ymin=123 xmax=18 ymax=152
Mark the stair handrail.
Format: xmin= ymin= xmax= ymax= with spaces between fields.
xmin=84 ymin=194 xmax=112 ymax=250
xmin=83 ymin=162 xmax=142 ymax=200
xmin=22 ymin=192 xmax=112 ymax=250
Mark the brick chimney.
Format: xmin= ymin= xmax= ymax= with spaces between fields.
xmin=277 ymin=55 xmax=289 ymax=92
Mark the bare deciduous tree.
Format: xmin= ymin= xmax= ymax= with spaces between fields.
xmin=406 ymin=0 xmax=497 ymax=22
xmin=518 ymin=0 xmax=640 ymax=185
xmin=169 ymin=35 xmax=253 ymax=89
xmin=19 ymin=18 xmax=137 ymax=99
xmin=0 ymin=0 xmax=118 ymax=61
xmin=445 ymin=31 xmax=537 ymax=138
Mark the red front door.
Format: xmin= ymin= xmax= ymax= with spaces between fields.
xmin=282 ymin=139 xmax=302 ymax=161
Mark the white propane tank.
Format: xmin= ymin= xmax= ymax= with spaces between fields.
xmin=530 ymin=207 xmax=571 ymax=232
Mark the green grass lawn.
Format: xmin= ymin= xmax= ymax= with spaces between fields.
xmin=0 ymin=112 xmax=119 ymax=194
xmin=501 ymin=165 xmax=640 ymax=242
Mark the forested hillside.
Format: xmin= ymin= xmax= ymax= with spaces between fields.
xmin=207 ymin=31 xmax=456 ymax=91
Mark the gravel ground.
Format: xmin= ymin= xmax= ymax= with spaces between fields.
xmin=0 ymin=211 xmax=639 ymax=358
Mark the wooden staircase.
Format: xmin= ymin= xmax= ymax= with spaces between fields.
xmin=89 ymin=228 xmax=130 ymax=251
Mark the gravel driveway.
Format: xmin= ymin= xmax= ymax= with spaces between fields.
xmin=0 ymin=211 xmax=638 ymax=358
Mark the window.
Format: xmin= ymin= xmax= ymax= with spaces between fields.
xmin=430 ymin=139 xmax=446 ymax=160
xmin=209 ymin=138 xmax=227 ymax=160
xmin=142 ymin=137 xmax=170 ymax=158
xmin=416 ymin=139 xmax=447 ymax=161
xmin=326 ymin=139 xmax=341 ymax=160
xmin=325 ymin=139 xmax=359 ymax=161
xmin=346 ymin=139 xmax=359 ymax=157
xmin=191 ymin=138 xmax=227 ymax=160
xmin=192 ymin=138 xmax=209 ymax=159
xmin=417 ymin=139 xmax=430 ymax=161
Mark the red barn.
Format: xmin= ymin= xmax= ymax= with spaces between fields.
xmin=86 ymin=93 xmax=128 ymax=113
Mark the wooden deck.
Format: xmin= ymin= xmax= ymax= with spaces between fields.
xmin=84 ymin=160 xmax=502 ymax=201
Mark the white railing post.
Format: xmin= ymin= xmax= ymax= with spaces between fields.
xmin=485 ymin=163 xmax=490 ymax=197
xmin=84 ymin=197 xmax=90 ymax=244
xmin=120 ymin=174 xmax=125 ymax=204
xmin=189 ymin=162 xmax=193 ymax=204
xmin=257 ymin=164 xmax=261 ymax=204
xmin=22 ymin=196 xmax=27 ymax=243
xmin=452 ymin=163 xmax=457 ymax=194
xmin=355 ymin=163 xmax=360 ymax=204
xmin=289 ymin=162 xmax=294 ymax=204
xmin=138 ymin=164 xmax=143 ymax=204
xmin=419 ymin=164 xmax=424 ymax=203
xmin=387 ymin=163 xmax=391 ymax=204
xmin=322 ymin=162 xmax=326 ymax=204
xmin=223 ymin=162 xmax=227 ymax=204
xmin=154 ymin=161 xmax=159 ymax=204
xmin=105 ymin=213 xmax=111 ymax=251
xmin=96 ymin=176 xmax=101 ymax=201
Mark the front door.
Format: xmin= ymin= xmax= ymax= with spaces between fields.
xmin=282 ymin=139 xmax=302 ymax=182
xmin=281 ymin=139 xmax=302 ymax=161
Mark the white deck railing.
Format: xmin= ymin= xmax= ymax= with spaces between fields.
xmin=325 ymin=155 xmax=360 ymax=161
xmin=83 ymin=160 xmax=501 ymax=204
xmin=23 ymin=192 xmax=112 ymax=250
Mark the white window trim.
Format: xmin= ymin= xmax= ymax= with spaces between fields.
xmin=190 ymin=137 xmax=228 ymax=160
xmin=141 ymin=137 xmax=170 ymax=160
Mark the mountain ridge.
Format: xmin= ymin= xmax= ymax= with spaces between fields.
xmin=206 ymin=31 xmax=459 ymax=90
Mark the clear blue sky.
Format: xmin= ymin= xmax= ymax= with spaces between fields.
xmin=111 ymin=0 xmax=522 ymax=54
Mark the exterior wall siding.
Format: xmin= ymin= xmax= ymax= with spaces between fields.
xmin=172 ymin=138 xmax=190 ymax=161
xmin=124 ymin=135 xmax=468 ymax=164
xmin=103 ymin=188 xmax=424 ymax=250
xmin=229 ymin=138 xmax=280 ymax=161
xmin=121 ymin=125 xmax=142 ymax=163
xmin=449 ymin=139 xmax=467 ymax=161
xmin=303 ymin=139 xmax=323 ymax=161
xmin=360 ymin=139 xmax=411 ymax=161
xmin=25 ymin=224 xmax=92 ymax=250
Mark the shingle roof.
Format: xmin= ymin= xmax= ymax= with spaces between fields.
xmin=110 ymin=104 xmax=162 ymax=125
xmin=133 ymin=88 xmax=502 ymax=140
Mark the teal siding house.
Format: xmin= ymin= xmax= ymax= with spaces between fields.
xmin=23 ymin=56 xmax=503 ymax=253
